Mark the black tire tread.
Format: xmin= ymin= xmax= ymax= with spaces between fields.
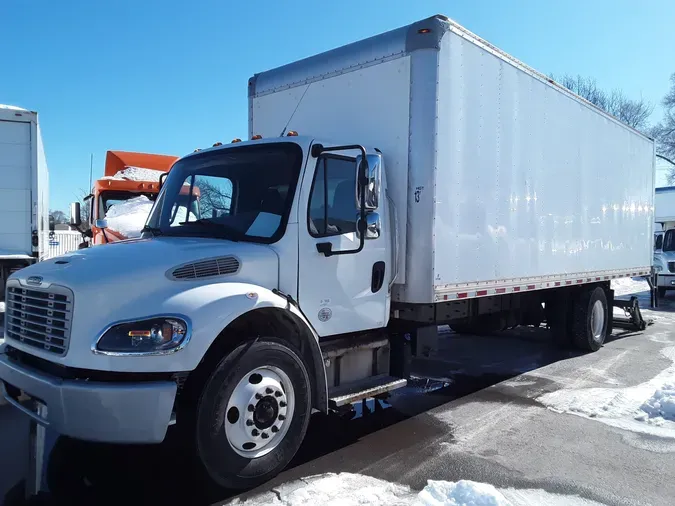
xmin=572 ymin=287 xmax=607 ymax=352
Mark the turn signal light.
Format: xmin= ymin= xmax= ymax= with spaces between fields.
xmin=252 ymin=135 xmax=262 ymax=140
xmin=232 ymin=138 xmax=242 ymax=143
xmin=287 ymin=131 xmax=298 ymax=137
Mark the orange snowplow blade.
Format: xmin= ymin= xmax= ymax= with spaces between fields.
xmin=104 ymin=150 xmax=179 ymax=177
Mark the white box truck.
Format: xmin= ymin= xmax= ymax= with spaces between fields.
xmin=0 ymin=15 xmax=654 ymax=491
xmin=0 ymin=105 xmax=49 ymax=296
xmin=654 ymin=175 xmax=675 ymax=295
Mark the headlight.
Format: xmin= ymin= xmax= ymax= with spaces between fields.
xmin=95 ymin=317 xmax=189 ymax=354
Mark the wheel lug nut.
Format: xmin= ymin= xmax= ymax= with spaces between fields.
xmin=261 ymin=432 xmax=269 ymax=439
xmin=271 ymin=426 xmax=279 ymax=433
xmin=246 ymin=419 xmax=254 ymax=426
xmin=278 ymin=414 xmax=286 ymax=421
xmin=251 ymin=429 xmax=259 ymax=436
xmin=248 ymin=404 xmax=255 ymax=412
xmin=279 ymin=401 xmax=287 ymax=408
xmin=266 ymin=387 xmax=273 ymax=394
xmin=255 ymin=393 xmax=262 ymax=400
xmin=274 ymin=391 xmax=282 ymax=397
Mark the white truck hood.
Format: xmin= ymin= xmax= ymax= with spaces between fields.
xmin=4 ymin=237 xmax=280 ymax=370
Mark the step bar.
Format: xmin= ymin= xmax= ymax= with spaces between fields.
xmin=328 ymin=374 xmax=407 ymax=407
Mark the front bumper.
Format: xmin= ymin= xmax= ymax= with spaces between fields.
xmin=657 ymin=273 xmax=675 ymax=288
xmin=0 ymin=351 xmax=177 ymax=444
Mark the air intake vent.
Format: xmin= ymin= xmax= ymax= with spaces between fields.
xmin=170 ymin=256 xmax=240 ymax=280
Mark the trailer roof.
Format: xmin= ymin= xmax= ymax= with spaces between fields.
xmin=250 ymin=14 xmax=653 ymax=142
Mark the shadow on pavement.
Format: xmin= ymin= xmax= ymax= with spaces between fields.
xmin=0 ymin=320 xmax=658 ymax=506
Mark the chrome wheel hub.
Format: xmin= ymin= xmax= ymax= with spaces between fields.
xmin=591 ymin=299 xmax=605 ymax=342
xmin=224 ymin=366 xmax=294 ymax=458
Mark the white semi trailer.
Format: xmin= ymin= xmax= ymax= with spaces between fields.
xmin=0 ymin=15 xmax=654 ymax=492
xmin=0 ymin=105 xmax=49 ymax=297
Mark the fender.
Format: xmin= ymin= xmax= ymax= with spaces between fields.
xmin=131 ymin=281 xmax=328 ymax=411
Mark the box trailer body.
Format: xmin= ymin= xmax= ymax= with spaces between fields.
xmin=0 ymin=15 xmax=656 ymax=493
xmin=250 ymin=15 xmax=654 ymax=304
xmin=0 ymin=105 xmax=49 ymax=290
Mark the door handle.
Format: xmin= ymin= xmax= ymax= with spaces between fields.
xmin=371 ymin=261 xmax=386 ymax=293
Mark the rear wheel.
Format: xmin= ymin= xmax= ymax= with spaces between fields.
xmin=572 ymin=287 xmax=608 ymax=352
xmin=192 ymin=338 xmax=312 ymax=490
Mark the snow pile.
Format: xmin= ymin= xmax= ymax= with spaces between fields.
xmin=0 ymin=104 xmax=28 ymax=111
xmin=640 ymin=381 xmax=675 ymax=422
xmin=538 ymin=347 xmax=675 ymax=438
xmin=611 ymin=277 xmax=649 ymax=297
xmin=102 ymin=166 xmax=164 ymax=182
xmin=228 ymin=472 xmax=604 ymax=506
xmin=104 ymin=196 xmax=154 ymax=238
xmin=417 ymin=480 xmax=509 ymax=505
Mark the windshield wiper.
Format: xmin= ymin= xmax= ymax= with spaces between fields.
xmin=141 ymin=225 xmax=162 ymax=237
xmin=179 ymin=218 xmax=244 ymax=242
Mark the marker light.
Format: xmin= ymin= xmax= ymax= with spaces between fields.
xmin=213 ymin=142 xmax=223 ymax=147
xmin=418 ymin=28 xmax=432 ymax=34
xmin=232 ymin=138 xmax=242 ymax=143
xmin=252 ymin=135 xmax=263 ymax=140
xmin=286 ymin=131 xmax=298 ymax=137
xmin=194 ymin=148 xmax=202 ymax=152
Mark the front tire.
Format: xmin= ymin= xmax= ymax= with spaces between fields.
xmin=194 ymin=339 xmax=312 ymax=490
xmin=572 ymin=287 xmax=608 ymax=352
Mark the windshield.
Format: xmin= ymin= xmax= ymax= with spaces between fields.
xmin=145 ymin=143 xmax=303 ymax=243
xmin=99 ymin=190 xmax=154 ymax=220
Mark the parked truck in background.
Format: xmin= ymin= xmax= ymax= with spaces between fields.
xmin=653 ymin=171 xmax=675 ymax=296
xmin=73 ymin=150 xmax=178 ymax=246
xmin=0 ymin=105 xmax=49 ymax=298
xmin=0 ymin=15 xmax=655 ymax=492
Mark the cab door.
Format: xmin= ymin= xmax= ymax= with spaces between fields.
xmin=297 ymin=144 xmax=389 ymax=337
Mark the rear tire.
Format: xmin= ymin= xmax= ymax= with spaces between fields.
xmin=658 ymin=287 xmax=667 ymax=298
xmin=191 ymin=338 xmax=312 ymax=490
xmin=572 ymin=287 xmax=608 ymax=352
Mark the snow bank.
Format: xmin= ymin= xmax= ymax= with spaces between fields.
xmin=102 ymin=166 xmax=164 ymax=182
xmin=227 ymin=472 xmax=604 ymax=506
xmin=611 ymin=277 xmax=650 ymax=297
xmin=538 ymin=347 xmax=675 ymax=438
xmin=104 ymin=196 xmax=154 ymax=238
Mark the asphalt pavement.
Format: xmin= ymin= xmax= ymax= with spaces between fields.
xmin=1 ymin=283 xmax=674 ymax=505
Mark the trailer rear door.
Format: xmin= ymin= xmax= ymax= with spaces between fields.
xmin=0 ymin=119 xmax=32 ymax=257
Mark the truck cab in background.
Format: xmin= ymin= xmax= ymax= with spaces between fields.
xmin=70 ymin=150 xmax=178 ymax=246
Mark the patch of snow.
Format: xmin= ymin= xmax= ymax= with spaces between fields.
xmin=227 ymin=472 xmax=604 ymax=506
xmin=611 ymin=277 xmax=649 ymax=297
xmin=104 ymin=196 xmax=154 ymax=238
xmin=0 ymin=104 xmax=28 ymax=111
xmin=101 ymin=166 xmax=164 ymax=182
xmin=538 ymin=346 xmax=675 ymax=438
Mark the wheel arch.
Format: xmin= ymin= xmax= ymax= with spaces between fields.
xmin=194 ymin=303 xmax=328 ymax=413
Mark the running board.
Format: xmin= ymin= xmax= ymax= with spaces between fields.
xmin=328 ymin=374 xmax=407 ymax=407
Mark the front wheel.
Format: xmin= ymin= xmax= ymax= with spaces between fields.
xmin=193 ymin=339 xmax=312 ymax=490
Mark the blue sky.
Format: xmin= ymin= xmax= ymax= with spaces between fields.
xmin=1 ymin=0 xmax=674 ymax=211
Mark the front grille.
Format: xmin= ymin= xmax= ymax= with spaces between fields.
xmin=4 ymin=282 xmax=73 ymax=356
xmin=669 ymin=262 xmax=675 ymax=273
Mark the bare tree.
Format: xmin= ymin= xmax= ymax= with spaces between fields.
xmin=49 ymin=210 xmax=68 ymax=225
xmin=652 ymin=73 xmax=675 ymax=174
xmin=550 ymin=74 xmax=653 ymax=131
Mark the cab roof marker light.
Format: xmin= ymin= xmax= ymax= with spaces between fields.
xmin=194 ymin=148 xmax=201 ymax=152
xmin=231 ymin=138 xmax=242 ymax=143
xmin=252 ymin=135 xmax=263 ymax=140
xmin=213 ymin=142 xmax=223 ymax=147
xmin=286 ymin=131 xmax=298 ymax=137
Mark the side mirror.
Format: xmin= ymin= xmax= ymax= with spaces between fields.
xmin=354 ymin=153 xmax=382 ymax=210
xmin=95 ymin=219 xmax=108 ymax=229
xmin=159 ymin=172 xmax=168 ymax=192
xmin=357 ymin=212 xmax=381 ymax=240
xmin=70 ymin=202 xmax=81 ymax=228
